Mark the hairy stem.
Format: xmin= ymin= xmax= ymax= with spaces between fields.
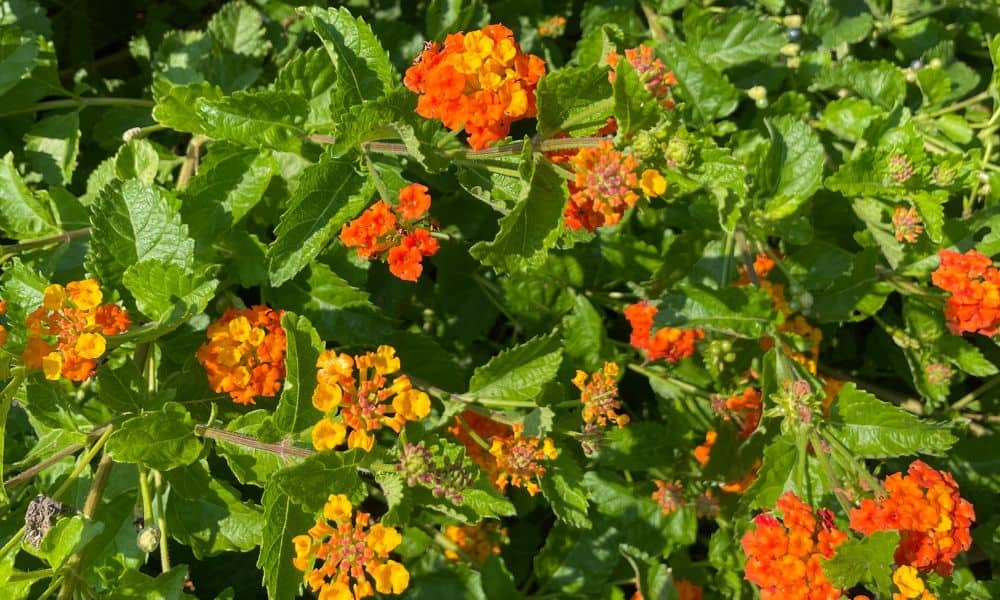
xmin=194 ymin=424 xmax=315 ymax=459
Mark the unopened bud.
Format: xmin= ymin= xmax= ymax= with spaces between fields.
xmin=783 ymin=15 xmax=802 ymax=29
xmin=780 ymin=43 xmax=800 ymax=57
xmin=748 ymin=86 xmax=768 ymax=101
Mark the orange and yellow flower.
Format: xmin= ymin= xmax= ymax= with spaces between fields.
xmin=404 ymin=24 xmax=545 ymax=150
xmin=310 ymin=345 xmax=431 ymax=452
xmin=573 ymin=361 xmax=629 ymax=428
xmin=652 ymin=480 xmax=684 ymax=515
xmin=624 ymin=301 xmax=703 ymax=363
xmin=443 ymin=522 xmax=507 ymax=565
xmin=741 ymin=492 xmax=847 ymax=600
xmin=488 ymin=423 xmax=558 ymax=496
xmin=22 ymin=279 xmax=130 ymax=382
xmin=849 ymin=460 xmax=975 ymax=575
xmin=564 ymin=141 xmax=641 ymax=232
xmin=930 ymin=248 xmax=1000 ymax=336
xmin=196 ymin=305 xmax=286 ymax=405
xmin=292 ymin=494 xmax=409 ymax=599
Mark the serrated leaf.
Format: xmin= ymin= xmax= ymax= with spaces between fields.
xmin=165 ymin=460 xmax=264 ymax=558
xmin=536 ymin=65 xmax=614 ymax=137
xmin=812 ymin=60 xmax=906 ymax=110
xmin=482 ymin=555 xmax=519 ymax=600
xmin=257 ymin=484 xmax=311 ymax=600
xmin=195 ymin=90 xmax=307 ymax=152
xmin=122 ymin=261 xmax=217 ymax=330
xmin=304 ymin=6 xmax=397 ymax=105
xmin=686 ymin=7 xmax=785 ymax=70
xmin=760 ymin=115 xmax=824 ymax=221
xmin=829 ymin=383 xmax=956 ymax=458
xmin=822 ymin=531 xmax=899 ymax=593
xmin=272 ymin=312 xmax=323 ymax=434
xmin=613 ymin=58 xmax=661 ymax=136
xmin=743 ymin=433 xmax=808 ymax=510
xmin=654 ymin=39 xmax=739 ymax=125
xmin=273 ymin=47 xmax=338 ymax=129
xmin=207 ymin=1 xmax=269 ymax=58
xmin=37 ymin=516 xmax=103 ymax=568
xmin=106 ymin=402 xmax=202 ymax=471
xmin=935 ymin=336 xmax=999 ymax=377
xmin=811 ymin=249 xmax=893 ymax=323
xmin=272 ymin=451 xmax=367 ymax=512
xmin=468 ymin=334 xmax=562 ymax=405
xmin=655 ymin=284 xmax=776 ymax=338
xmin=470 ymin=157 xmax=566 ymax=273
xmin=24 ymin=111 xmax=79 ymax=187
xmin=0 ymin=27 xmax=38 ymax=97
xmin=267 ymin=157 xmax=370 ymax=286
xmin=561 ymin=293 xmax=610 ymax=372
xmin=151 ymin=78 xmax=223 ymax=134
xmin=818 ymin=97 xmax=883 ymax=142
xmin=88 ymin=179 xmax=194 ymax=286
xmin=0 ymin=151 xmax=59 ymax=238
xmin=540 ymin=452 xmax=591 ymax=528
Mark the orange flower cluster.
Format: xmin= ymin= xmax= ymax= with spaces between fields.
xmin=292 ymin=494 xmax=409 ymax=600
xmin=196 ymin=306 xmax=285 ymax=405
xmin=607 ymin=46 xmax=677 ymax=102
xmin=893 ymin=206 xmax=924 ymax=243
xmin=311 ymin=345 xmax=431 ymax=453
xmin=713 ymin=387 xmax=762 ymax=439
xmin=449 ymin=410 xmax=511 ymax=483
xmin=624 ymin=301 xmax=703 ymax=363
xmin=443 ymin=522 xmax=507 ymax=564
xmin=404 ymin=24 xmax=545 ymax=150
xmin=674 ymin=580 xmax=704 ymax=600
xmin=652 ymin=480 xmax=684 ymax=515
xmin=930 ymin=248 xmax=1000 ymax=336
xmin=564 ymin=141 xmax=640 ymax=231
xmin=573 ymin=361 xmax=629 ymax=426
xmin=538 ymin=16 xmax=567 ymax=38
xmin=741 ymin=492 xmax=848 ymax=600
xmin=340 ymin=184 xmax=439 ymax=282
xmin=489 ymin=423 xmax=558 ymax=495
xmin=849 ymin=460 xmax=975 ymax=575
xmin=22 ymin=280 xmax=129 ymax=382
xmin=694 ymin=430 xmax=716 ymax=467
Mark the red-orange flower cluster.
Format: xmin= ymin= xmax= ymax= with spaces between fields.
xmin=624 ymin=301 xmax=703 ymax=363
xmin=449 ymin=410 xmax=510 ymax=483
xmin=849 ymin=460 xmax=975 ymax=575
xmin=930 ymin=249 xmax=1000 ymax=336
xmin=404 ymin=24 xmax=545 ymax=150
xmin=22 ymin=280 xmax=130 ymax=381
xmin=340 ymin=184 xmax=439 ymax=282
xmin=714 ymin=387 xmax=762 ymax=439
xmin=741 ymin=492 xmax=848 ymax=600
xmin=564 ymin=141 xmax=640 ymax=231
xmin=195 ymin=306 xmax=286 ymax=405
xmin=607 ymin=46 xmax=677 ymax=103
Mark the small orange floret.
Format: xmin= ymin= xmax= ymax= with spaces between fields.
xmin=404 ymin=24 xmax=545 ymax=150
xmin=196 ymin=305 xmax=286 ymax=405
xmin=624 ymin=301 xmax=703 ymax=363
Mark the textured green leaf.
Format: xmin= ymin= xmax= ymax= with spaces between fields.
xmin=273 ymin=450 xmax=367 ymax=512
xmin=195 ymin=90 xmax=307 ymax=152
xmin=818 ymin=97 xmax=883 ymax=142
xmin=470 ymin=157 xmax=566 ymax=273
xmin=0 ymin=27 xmax=38 ymax=97
xmin=304 ymin=6 xmax=397 ymax=105
xmin=426 ymin=0 xmax=487 ymax=40
xmin=207 ymin=1 xmax=269 ymax=58
xmin=165 ymin=461 xmax=264 ymax=558
xmin=37 ymin=516 xmax=102 ymax=568
xmin=990 ymin=35 xmax=1000 ymax=100
xmin=613 ymin=58 xmax=661 ymax=136
xmin=272 ymin=312 xmax=323 ymax=435
xmin=743 ymin=433 xmax=809 ymax=510
xmin=114 ymin=139 xmax=159 ymax=185
xmin=822 ymin=531 xmax=899 ymax=593
xmin=273 ymin=47 xmax=338 ymax=129
xmin=481 ymin=555 xmax=519 ymax=600
xmin=24 ymin=111 xmax=79 ymax=187
xmin=151 ymin=78 xmax=223 ymax=134
xmin=267 ymin=158 xmax=369 ymax=286
xmin=106 ymin=402 xmax=202 ymax=471
xmin=655 ymin=284 xmax=776 ymax=338
xmin=215 ymin=411 xmax=286 ymax=487
xmin=88 ymin=179 xmax=194 ymax=286
xmin=536 ymin=65 xmax=614 ymax=137
xmin=540 ymin=452 xmax=591 ymax=528
xmin=620 ymin=545 xmax=675 ymax=600
xmin=686 ymin=7 xmax=785 ymax=69
xmin=760 ymin=115 xmax=825 ymax=220
xmin=829 ymin=383 xmax=956 ymax=458
xmin=654 ymin=39 xmax=739 ymax=124
xmin=935 ymin=336 xmax=999 ymax=377
xmin=97 ymin=361 xmax=147 ymax=414
xmin=109 ymin=566 xmax=189 ymax=600
xmin=0 ymin=151 xmax=59 ymax=238
xmin=561 ymin=293 xmax=610 ymax=372
xmin=805 ymin=0 xmax=873 ymax=48
xmin=122 ymin=260 xmax=217 ymax=327
xmin=812 ymin=60 xmax=906 ymax=110
xmin=468 ymin=334 xmax=563 ymax=405
xmin=811 ymin=249 xmax=894 ymax=323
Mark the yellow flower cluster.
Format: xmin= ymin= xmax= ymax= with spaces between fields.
xmin=311 ymin=345 xmax=431 ymax=452
xmin=293 ymin=494 xmax=409 ymax=599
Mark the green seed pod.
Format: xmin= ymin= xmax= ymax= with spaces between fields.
xmin=632 ymin=130 xmax=660 ymax=160
xmin=665 ymin=136 xmax=691 ymax=167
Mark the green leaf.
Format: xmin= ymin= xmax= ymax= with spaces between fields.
xmin=812 ymin=60 xmax=906 ymax=110
xmin=685 ymin=7 xmax=785 ymax=70
xmin=536 ymin=65 xmax=614 ymax=137
xmin=151 ymin=78 xmax=223 ymax=134
xmin=481 ymin=555 xmax=520 ymax=600
xmin=106 ymin=402 xmax=202 ymax=471
xmin=88 ymin=179 xmax=194 ymax=286
xmin=122 ymin=261 xmax=217 ymax=329
xmin=470 ymin=157 xmax=566 ymax=273
xmin=165 ymin=461 xmax=264 ymax=558
xmin=109 ymin=566 xmax=189 ymax=600
xmin=426 ymin=0 xmax=488 ymax=40
xmin=206 ymin=1 xmax=269 ymax=58
xmin=97 ymin=361 xmax=147 ymax=414
xmin=592 ymin=422 xmax=680 ymax=470
xmin=822 ymin=531 xmax=899 ymax=593
xmin=273 ymin=450 xmax=367 ymax=511
xmin=561 ymin=293 xmax=610 ymax=372
xmin=654 ymin=40 xmax=740 ymax=124
xmin=805 ymin=0 xmax=873 ymax=48
xmin=655 ymin=284 xmax=776 ymax=338
xmin=760 ymin=115 xmax=825 ymax=221
xmin=24 ymin=111 xmax=79 ymax=187
xmin=620 ymin=545 xmax=675 ymax=600
xmin=990 ymin=35 xmax=1000 ymax=100
xmin=743 ymin=432 xmax=811 ymax=510
xmin=0 ymin=27 xmax=38 ymax=97
xmin=540 ymin=452 xmax=591 ymax=528
xmin=304 ymin=6 xmax=398 ymax=105
xmin=37 ymin=515 xmax=103 ymax=568
xmin=215 ymin=411 xmax=286 ymax=487
xmin=0 ymin=151 xmax=59 ymax=238
xmin=180 ymin=145 xmax=277 ymax=245
xmin=273 ymin=48 xmax=338 ymax=129
xmin=829 ymin=383 xmax=956 ymax=458
xmin=266 ymin=157 xmax=370 ymax=286
xmin=613 ymin=58 xmax=661 ymax=136
xmin=468 ymin=334 xmax=563 ymax=405
xmin=195 ymin=90 xmax=307 ymax=152
xmin=257 ymin=484 xmax=311 ymax=600
xmin=818 ymin=97 xmax=883 ymax=142
xmin=272 ymin=312 xmax=323 ymax=435
xmin=114 ymin=139 xmax=159 ymax=185
xmin=935 ymin=336 xmax=999 ymax=377
xmin=811 ymin=249 xmax=894 ymax=323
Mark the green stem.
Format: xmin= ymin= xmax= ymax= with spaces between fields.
xmin=0 ymin=228 xmax=92 ymax=260
xmin=720 ymin=229 xmax=736 ymax=287
xmin=455 ymin=414 xmax=492 ymax=451
xmin=0 ymin=97 xmax=154 ymax=118
xmin=122 ymin=123 xmax=166 ymax=141
xmin=36 ymin=575 xmax=64 ymax=600
xmin=194 ymin=424 xmax=315 ymax=460
xmin=8 ymin=568 xmax=53 ymax=583
xmin=360 ymin=136 xmax=606 ymax=161
xmin=627 ymin=363 xmax=712 ymax=399
xmin=154 ymin=470 xmax=170 ymax=572
xmin=809 ymin=432 xmax=851 ymax=515
xmin=640 ymin=2 xmax=668 ymax=42
xmin=915 ymin=91 xmax=990 ymax=120
xmin=52 ymin=426 xmax=114 ymax=501
xmin=952 ymin=374 xmax=1000 ymax=411
xmin=0 ymin=526 xmax=25 ymax=558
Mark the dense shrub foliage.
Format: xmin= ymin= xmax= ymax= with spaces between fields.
xmin=0 ymin=1 xmax=999 ymax=598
